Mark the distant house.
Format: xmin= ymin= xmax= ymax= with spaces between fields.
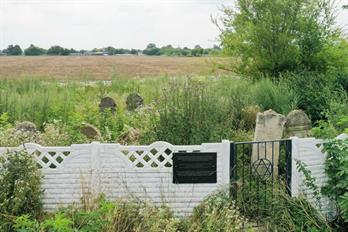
xmin=69 ymin=52 xmax=83 ymax=56
xmin=85 ymin=51 xmax=109 ymax=56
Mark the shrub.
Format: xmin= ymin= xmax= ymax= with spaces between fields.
xmin=237 ymin=182 xmax=331 ymax=231
xmin=218 ymin=0 xmax=342 ymax=76
xmin=250 ymin=78 xmax=298 ymax=114
xmin=13 ymin=197 xmax=187 ymax=232
xmin=0 ymin=122 xmax=72 ymax=147
xmin=0 ymin=127 xmax=41 ymax=147
xmin=0 ymin=150 xmax=43 ymax=231
xmin=322 ymin=139 xmax=348 ymax=227
xmin=269 ymin=194 xmax=331 ymax=232
xmin=190 ymin=190 xmax=246 ymax=232
xmin=283 ymin=71 xmax=344 ymax=122
xmin=155 ymin=78 xmax=228 ymax=145
xmin=311 ymin=98 xmax=348 ymax=138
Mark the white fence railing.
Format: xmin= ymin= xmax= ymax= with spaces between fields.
xmin=1 ymin=136 xmax=345 ymax=216
xmin=291 ymin=134 xmax=347 ymax=219
xmin=0 ymin=141 xmax=230 ymax=215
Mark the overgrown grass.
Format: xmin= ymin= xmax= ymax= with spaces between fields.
xmin=0 ymin=75 xmax=300 ymax=145
xmin=9 ymin=192 xmax=248 ymax=232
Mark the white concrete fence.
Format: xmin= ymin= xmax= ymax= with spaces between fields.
xmin=0 ymin=141 xmax=230 ymax=216
xmin=291 ymin=136 xmax=347 ymax=219
xmin=0 ymin=137 xmax=339 ymax=216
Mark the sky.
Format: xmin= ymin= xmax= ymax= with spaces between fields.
xmin=0 ymin=0 xmax=347 ymax=50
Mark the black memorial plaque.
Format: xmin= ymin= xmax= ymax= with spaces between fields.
xmin=173 ymin=152 xmax=217 ymax=184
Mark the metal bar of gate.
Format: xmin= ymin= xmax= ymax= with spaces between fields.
xmin=230 ymin=139 xmax=293 ymax=197
xmin=229 ymin=142 xmax=237 ymax=199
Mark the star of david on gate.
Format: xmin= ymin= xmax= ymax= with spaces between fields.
xmin=252 ymin=158 xmax=273 ymax=181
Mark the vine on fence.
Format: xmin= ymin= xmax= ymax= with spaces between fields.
xmin=295 ymin=160 xmax=322 ymax=210
xmin=322 ymin=139 xmax=348 ymax=225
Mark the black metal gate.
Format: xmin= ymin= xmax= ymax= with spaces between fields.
xmin=230 ymin=139 xmax=292 ymax=220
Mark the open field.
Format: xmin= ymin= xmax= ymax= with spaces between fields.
xmin=0 ymin=56 xmax=228 ymax=80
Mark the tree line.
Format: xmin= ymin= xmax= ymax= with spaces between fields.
xmin=0 ymin=43 xmax=221 ymax=57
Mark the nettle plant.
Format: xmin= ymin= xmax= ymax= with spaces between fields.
xmin=322 ymin=139 xmax=348 ymax=224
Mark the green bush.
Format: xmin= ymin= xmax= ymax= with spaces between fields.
xmin=155 ymin=78 xmax=227 ymax=145
xmin=0 ymin=150 xmax=43 ymax=231
xmin=9 ymin=187 xmax=336 ymax=231
xmin=250 ymin=78 xmax=298 ymax=114
xmin=237 ymin=182 xmax=331 ymax=231
xmin=190 ymin=190 xmax=246 ymax=232
xmin=283 ymin=71 xmax=345 ymax=122
xmin=218 ymin=0 xmax=344 ymax=76
xmin=13 ymin=197 xmax=187 ymax=232
xmin=155 ymin=77 xmax=297 ymax=145
xmin=11 ymin=192 xmax=248 ymax=232
xmin=311 ymin=98 xmax=348 ymax=138
xmin=0 ymin=121 xmax=72 ymax=147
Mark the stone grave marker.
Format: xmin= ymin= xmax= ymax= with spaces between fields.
xmin=99 ymin=97 xmax=117 ymax=114
xmin=15 ymin=121 xmax=37 ymax=133
xmin=252 ymin=109 xmax=286 ymax=177
xmin=284 ymin=110 xmax=311 ymax=138
xmin=80 ymin=123 xmax=101 ymax=139
xmin=126 ymin=93 xmax=144 ymax=111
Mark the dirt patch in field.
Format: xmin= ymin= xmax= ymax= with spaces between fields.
xmin=0 ymin=56 xmax=228 ymax=80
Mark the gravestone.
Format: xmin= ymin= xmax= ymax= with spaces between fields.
xmin=80 ymin=123 xmax=100 ymax=139
xmin=15 ymin=121 xmax=37 ymax=133
xmin=252 ymin=109 xmax=286 ymax=177
xmin=117 ymin=127 xmax=140 ymax=145
xmin=284 ymin=110 xmax=311 ymax=138
xmin=126 ymin=93 xmax=144 ymax=111
xmin=99 ymin=97 xmax=117 ymax=114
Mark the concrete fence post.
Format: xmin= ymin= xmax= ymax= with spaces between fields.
xmin=221 ymin=140 xmax=231 ymax=186
xmin=90 ymin=142 xmax=101 ymax=196
xmin=290 ymin=137 xmax=300 ymax=197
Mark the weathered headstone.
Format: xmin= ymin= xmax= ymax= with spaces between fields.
xmin=126 ymin=93 xmax=144 ymax=111
xmin=284 ymin=110 xmax=311 ymax=138
xmin=117 ymin=127 xmax=140 ymax=145
xmin=80 ymin=123 xmax=100 ymax=139
xmin=252 ymin=109 xmax=287 ymax=177
xmin=99 ymin=97 xmax=117 ymax=114
xmin=15 ymin=121 xmax=37 ymax=133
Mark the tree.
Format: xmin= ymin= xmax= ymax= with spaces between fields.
xmin=130 ymin=49 xmax=138 ymax=55
xmin=114 ymin=48 xmax=130 ymax=54
xmin=217 ymin=0 xmax=339 ymax=76
xmin=143 ymin=43 xmax=161 ymax=56
xmin=47 ymin=45 xmax=71 ymax=56
xmin=4 ymin=45 xmax=22 ymax=56
xmin=24 ymin=44 xmax=46 ymax=56
xmin=180 ymin=47 xmax=191 ymax=56
xmin=191 ymin=45 xmax=204 ymax=57
xmin=104 ymin=46 xmax=117 ymax=55
xmin=69 ymin=48 xmax=78 ymax=54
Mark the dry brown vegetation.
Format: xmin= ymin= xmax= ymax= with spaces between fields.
xmin=0 ymin=56 xmax=228 ymax=80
